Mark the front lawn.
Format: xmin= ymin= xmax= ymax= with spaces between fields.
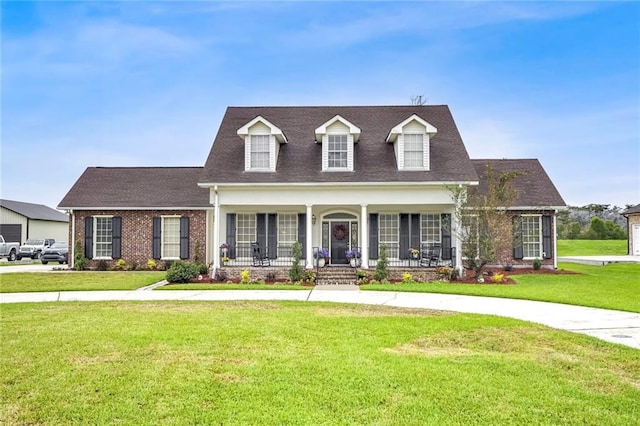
xmin=558 ymin=239 xmax=627 ymax=256
xmin=364 ymin=263 xmax=640 ymax=313
xmin=0 ymin=272 xmax=166 ymax=293
xmin=1 ymin=302 xmax=638 ymax=425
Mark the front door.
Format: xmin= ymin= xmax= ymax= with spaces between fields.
xmin=330 ymin=221 xmax=349 ymax=264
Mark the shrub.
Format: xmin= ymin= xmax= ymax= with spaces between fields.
xmin=240 ymin=269 xmax=251 ymax=284
xmin=355 ymin=269 xmax=371 ymax=284
xmin=304 ymin=270 xmax=316 ymax=284
xmin=196 ymin=263 xmax=209 ymax=275
xmin=166 ymin=260 xmax=199 ymax=283
xmin=533 ymin=258 xmax=542 ymax=270
xmin=289 ymin=242 xmax=304 ymax=281
xmin=73 ymin=240 xmax=87 ymax=271
xmin=373 ymin=244 xmax=389 ymax=281
xmin=214 ymin=270 xmax=227 ymax=282
xmin=96 ymin=260 xmax=108 ymax=271
xmin=266 ymin=271 xmax=277 ymax=282
xmin=147 ymin=259 xmax=157 ymax=270
xmin=492 ymin=273 xmax=504 ymax=283
xmin=127 ymin=260 xmax=139 ymax=271
xmin=114 ymin=259 xmax=126 ymax=270
xmin=402 ymin=272 xmax=413 ymax=283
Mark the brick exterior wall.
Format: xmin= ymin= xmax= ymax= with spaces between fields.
xmin=70 ymin=210 xmax=208 ymax=269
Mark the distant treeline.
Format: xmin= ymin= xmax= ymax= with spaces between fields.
xmin=557 ymin=204 xmax=630 ymax=240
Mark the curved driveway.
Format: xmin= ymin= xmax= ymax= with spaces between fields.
xmin=2 ymin=286 xmax=639 ymax=350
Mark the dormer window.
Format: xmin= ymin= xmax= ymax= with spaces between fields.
xmin=237 ymin=116 xmax=287 ymax=172
xmin=315 ymin=115 xmax=360 ymax=172
xmin=386 ymin=114 xmax=437 ymax=171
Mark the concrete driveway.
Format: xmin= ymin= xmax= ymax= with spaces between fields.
xmin=0 ymin=262 xmax=64 ymax=273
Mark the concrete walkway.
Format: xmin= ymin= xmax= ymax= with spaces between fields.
xmin=2 ymin=287 xmax=639 ymax=350
xmin=558 ymin=255 xmax=640 ymax=265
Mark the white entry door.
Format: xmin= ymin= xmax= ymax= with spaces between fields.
xmin=633 ymin=225 xmax=640 ymax=255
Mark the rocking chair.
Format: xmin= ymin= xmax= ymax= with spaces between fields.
xmin=420 ymin=243 xmax=441 ymax=267
xmin=251 ymin=242 xmax=270 ymax=267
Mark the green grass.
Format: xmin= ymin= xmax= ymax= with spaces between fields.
xmin=159 ymin=282 xmax=310 ymax=290
xmin=558 ymin=239 xmax=627 ymax=256
xmin=0 ymin=272 xmax=166 ymax=293
xmin=364 ymin=262 xmax=640 ymax=313
xmin=1 ymin=302 xmax=638 ymax=425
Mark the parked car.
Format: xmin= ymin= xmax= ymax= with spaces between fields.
xmin=40 ymin=242 xmax=69 ymax=265
xmin=18 ymin=238 xmax=55 ymax=260
xmin=0 ymin=235 xmax=20 ymax=261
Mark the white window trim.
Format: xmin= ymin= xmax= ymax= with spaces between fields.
xmin=322 ymin=133 xmax=352 ymax=171
xmin=386 ymin=114 xmax=437 ymax=171
xmin=316 ymin=115 xmax=360 ymax=172
xmin=237 ymin=116 xmax=286 ymax=172
xmin=378 ymin=213 xmax=400 ymax=259
xmin=93 ymin=215 xmax=113 ymax=260
xmin=402 ymin=133 xmax=426 ymax=170
xmin=521 ymin=214 xmax=542 ymax=260
xmin=160 ymin=215 xmax=181 ymax=260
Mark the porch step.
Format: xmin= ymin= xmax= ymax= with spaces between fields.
xmin=316 ymin=266 xmax=357 ymax=286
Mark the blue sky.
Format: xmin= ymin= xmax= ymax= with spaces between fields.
xmin=2 ymin=1 xmax=639 ymax=210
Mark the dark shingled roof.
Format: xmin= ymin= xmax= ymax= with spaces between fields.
xmin=200 ymin=105 xmax=479 ymax=184
xmin=0 ymin=199 xmax=69 ymax=222
xmin=471 ymin=159 xmax=566 ymax=208
xmin=623 ymin=204 xmax=640 ymax=215
xmin=58 ymin=167 xmax=210 ymax=209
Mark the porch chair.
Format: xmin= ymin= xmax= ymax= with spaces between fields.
xmin=251 ymin=242 xmax=270 ymax=267
xmin=420 ymin=243 xmax=441 ymax=267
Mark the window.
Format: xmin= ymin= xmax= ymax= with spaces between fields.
xmin=237 ymin=214 xmax=256 ymax=256
xmin=95 ymin=216 xmax=112 ymax=258
xmin=379 ymin=214 xmax=399 ymax=258
xmin=420 ymin=214 xmax=441 ymax=244
xmin=521 ymin=215 xmax=541 ymax=258
xmin=327 ymin=134 xmax=348 ymax=169
xmin=277 ymin=214 xmax=297 ymax=257
xmin=403 ymin=134 xmax=424 ymax=168
xmin=250 ymin=135 xmax=270 ymax=169
xmin=162 ymin=217 xmax=180 ymax=259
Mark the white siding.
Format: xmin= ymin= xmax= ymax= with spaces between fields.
xmin=30 ymin=220 xmax=69 ymax=242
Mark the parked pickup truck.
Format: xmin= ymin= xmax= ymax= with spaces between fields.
xmin=0 ymin=235 xmax=20 ymax=261
xmin=18 ymin=238 xmax=55 ymax=260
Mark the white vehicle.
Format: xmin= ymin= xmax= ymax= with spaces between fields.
xmin=18 ymin=238 xmax=55 ymax=260
xmin=0 ymin=235 xmax=20 ymax=261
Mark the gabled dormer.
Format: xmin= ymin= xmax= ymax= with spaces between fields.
xmin=386 ymin=114 xmax=437 ymax=171
xmin=315 ymin=115 xmax=360 ymax=172
xmin=237 ymin=116 xmax=287 ymax=172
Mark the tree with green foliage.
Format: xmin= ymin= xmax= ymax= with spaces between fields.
xmin=373 ymin=244 xmax=389 ymax=281
xmin=288 ymin=242 xmax=304 ymax=281
xmin=73 ymin=240 xmax=87 ymax=271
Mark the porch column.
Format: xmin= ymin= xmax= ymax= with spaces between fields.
xmin=452 ymin=209 xmax=463 ymax=273
xmin=305 ymin=205 xmax=314 ymax=268
xmin=213 ymin=188 xmax=220 ymax=269
xmin=360 ymin=204 xmax=369 ymax=269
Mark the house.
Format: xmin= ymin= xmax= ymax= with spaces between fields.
xmin=59 ymin=105 xmax=566 ymax=276
xmin=622 ymin=204 xmax=640 ymax=255
xmin=0 ymin=199 xmax=69 ymax=243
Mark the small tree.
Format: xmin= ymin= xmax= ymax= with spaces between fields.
xmin=73 ymin=240 xmax=87 ymax=271
xmin=289 ymin=242 xmax=304 ymax=282
xmin=451 ymin=164 xmax=522 ymax=279
xmin=373 ymin=244 xmax=389 ymax=281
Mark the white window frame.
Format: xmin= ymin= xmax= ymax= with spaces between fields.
xmin=327 ymin=134 xmax=349 ymax=170
xmin=236 ymin=213 xmax=256 ymax=257
xmin=403 ymin=133 xmax=424 ymax=169
xmin=379 ymin=213 xmax=399 ymax=259
xmin=277 ymin=213 xmax=297 ymax=258
xmin=420 ymin=214 xmax=441 ymax=245
xmin=250 ymin=135 xmax=271 ymax=170
xmin=521 ymin=214 xmax=542 ymax=259
xmin=94 ymin=216 xmax=113 ymax=259
xmin=161 ymin=216 xmax=181 ymax=260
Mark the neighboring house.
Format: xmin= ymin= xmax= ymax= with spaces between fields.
xmin=0 ymin=199 xmax=69 ymax=243
xmin=622 ymin=204 xmax=640 ymax=256
xmin=59 ymin=105 xmax=566 ymax=273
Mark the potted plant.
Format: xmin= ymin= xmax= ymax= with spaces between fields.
xmin=314 ymin=248 xmax=329 ymax=267
xmin=346 ymin=248 xmax=361 ymax=267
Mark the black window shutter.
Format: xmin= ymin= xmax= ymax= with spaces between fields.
xmin=152 ymin=217 xmax=161 ymax=260
xmin=226 ymin=213 xmax=236 ymax=259
xmin=441 ymin=214 xmax=452 ymax=260
xmin=513 ymin=216 xmax=523 ymax=260
xmin=399 ymin=214 xmax=409 ymax=259
xmin=542 ymin=215 xmax=552 ymax=259
xmin=256 ymin=213 xmax=266 ymax=251
xmin=410 ymin=214 xmax=420 ymax=252
xmin=180 ymin=217 xmax=190 ymax=260
xmin=112 ymin=216 xmax=122 ymax=259
xmin=297 ymin=213 xmax=306 ymax=259
xmin=84 ymin=216 xmax=93 ymax=259
xmin=369 ymin=213 xmax=379 ymax=259
xmin=268 ymin=213 xmax=277 ymax=259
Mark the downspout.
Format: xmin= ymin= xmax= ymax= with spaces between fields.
xmin=553 ymin=210 xmax=558 ymax=269
xmin=212 ymin=186 xmax=220 ymax=276
xmin=70 ymin=210 xmax=75 ymax=269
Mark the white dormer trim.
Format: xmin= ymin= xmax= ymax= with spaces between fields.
xmin=315 ymin=115 xmax=361 ymax=142
xmin=237 ymin=116 xmax=287 ymax=172
xmin=237 ymin=116 xmax=288 ymax=144
xmin=386 ymin=114 xmax=437 ymax=171
xmin=315 ymin=116 xmax=360 ymax=172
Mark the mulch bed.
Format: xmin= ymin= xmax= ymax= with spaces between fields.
xmin=456 ymin=267 xmax=578 ymax=285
